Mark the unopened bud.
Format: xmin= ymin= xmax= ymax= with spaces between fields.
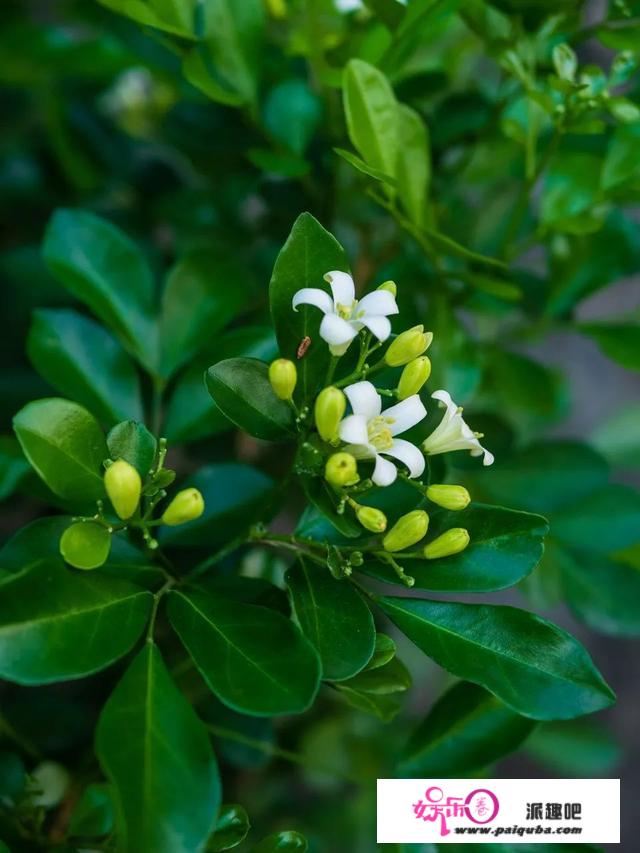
xmin=426 ymin=484 xmax=471 ymax=511
xmin=355 ymin=504 xmax=387 ymax=533
xmin=377 ymin=280 xmax=397 ymax=297
xmin=315 ymin=386 xmax=347 ymax=442
xmin=383 ymin=510 xmax=429 ymax=552
xmin=104 ymin=459 xmax=142 ymax=520
xmin=397 ymin=356 xmax=431 ymax=400
xmin=385 ymin=325 xmax=433 ymax=367
xmin=162 ymin=488 xmax=205 ymax=526
xmin=268 ymin=358 xmax=297 ymax=400
xmin=325 ymin=452 xmax=359 ymax=487
xmin=423 ymin=527 xmax=470 ymax=559
xmin=60 ymin=522 xmax=111 ymax=570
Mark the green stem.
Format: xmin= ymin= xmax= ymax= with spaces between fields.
xmin=146 ymin=577 xmax=175 ymax=641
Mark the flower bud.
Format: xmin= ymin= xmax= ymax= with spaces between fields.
xmin=423 ymin=527 xmax=470 ymax=559
xmin=104 ymin=459 xmax=142 ymax=520
xmin=426 ymin=484 xmax=471 ymax=511
xmin=325 ymin=452 xmax=359 ymax=487
xmin=268 ymin=358 xmax=297 ymax=400
xmin=355 ymin=505 xmax=387 ymax=533
xmin=397 ymin=356 xmax=431 ymax=400
xmin=377 ymin=280 xmax=397 ymax=297
xmin=383 ymin=510 xmax=429 ymax=552
xmin=315 ymin=386 xmax=347 ymax=442
xmin=161 ymin=488 xmax=205 ymax=526
xmin=60 ymin=522 xmax=111 ymax=570
xmin=384 ymin=325 xmax=433 ymax=367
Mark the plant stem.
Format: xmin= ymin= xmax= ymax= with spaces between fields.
xmin=146 ymin=577 xmax=175 ymax=641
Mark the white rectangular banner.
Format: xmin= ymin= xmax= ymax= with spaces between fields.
xmin=377 ymin=778 xmax=620 ymax=844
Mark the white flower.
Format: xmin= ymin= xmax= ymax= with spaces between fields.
xmin=422 ymin=390 xmax=494 ymax=466
xmin=339 ymin=381 xmax=427 ymax=487
xmin=292 ymin=271 xmax=398 ymax=356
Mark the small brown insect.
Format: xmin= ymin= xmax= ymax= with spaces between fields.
xmin=297 ymin=336 xmax=311 ymax=359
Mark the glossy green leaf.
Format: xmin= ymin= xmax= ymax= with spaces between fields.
xmin=96 ymin=643 xmax=220 ymax=853
xmin=27 ymin=309 xmax=143 ymax=426
xmin=99 ymin=0 xmax=198 ymax=37
xmin=362 ymin=505 xmax=547 ymax=592
xmin=206 ymin=357 xmax=295 ymax=441
xmin=268 ymin=213 xmax=349 ymax=401
xmin=344 ymin=59 xmax=398 ymax=178
xmin=378 ymin=595 xmax=615 ymax=720
xmin=263 ymin=79 xmax=322 ymax=156
xmin=252 ymin=831 xmax=308 ymax=852
xmin=367 ymin=633 xmax=396 ymax=670
xmin=285 ymin=559 xmax=375 ymax=681
xmin=335 ymin=655 xmax=411 ymax=722
xmin=168 ymin=588 xmax=321 ymax=716
xmin=43 ymin=209 xmax=157 ymax=370
xmin=0 ymin=436 xmax=29 ymax=501
xmin=334 ymin=147 xmax=396 ymax=184
xmin=396 ymin=104 xmax=430 ymax=227
xmin=0 ymin=559 xmax=152 ymax=684
xmin=13 ymin=398 xmax=107 ymax=502
xmin=107 ymin=420 xmax=157 ymax=477
xmin=299 ymin=475 xmax=362 ymax=539
xmin=208 ymin=803 xmax=250 ymax=851
xmin=69 ymin=783 xmax=115 ymax=839
xmin=579 ymin=322 xmax=640 ymax=371
xmin=160 ymin=251 xmax=243 ymax=379
xmin=553 ymin=484 xmax=640 ymax=554
xmin=160 ymin=463 xmax=275 ymax=548
xmin=399 ymin=681 xmax=535 ymax=776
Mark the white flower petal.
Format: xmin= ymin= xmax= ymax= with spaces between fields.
xmin=372 ymin=454 xmax=397 ymax=487
xmin=339 ymin=414 xmax=369 ymax=445
xmin=319 ymin=314 xmax=359 ymax=347
xmin=343 ymin=443 xmax=377 ymax=460
xmin=384 ymin=438 xmax=425 ymax=479
xmin=344 ymin=381 xmax=381 ymax=419
xmin=383 ymin=395 xmax=427 ymax=436
xmin=357 ymin=290 xmax=399 ymax=317
xmin=360 ymin=315 xmax=391 ymax=342
xmin=292 ymin=288 xmax=333 ymax=314
xmin=324 ymin=270 xmax=355 ymax=307
xmin=432 ymin=389 xmax=457 ymax=421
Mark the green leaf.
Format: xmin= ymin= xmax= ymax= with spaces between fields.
xmin=0 ymin=560 xmax=152 ymax=684
xmin=160 ymin=251 xmax=243 ymax=379
xmin=160 ymin=463 xmax=275 ymax=548
xmin=378 ymin=595 xmax=615 ymax=720
xmin=43 ymin=209 xmax=157 ymax=371
xmin=252 ymin=831 xmax=308 ymax=852
xmin=363 ymin=0 xmax=406 ymax=29
xmin=525 ymin=719 xmax=621 ymax=776
xmin=69 ymin=783 xmax=115 ymax=839
xmin=107 ymin=420 xmax=157 ymax=477
xmin=268 ymin=213 xmax=349 ymax=401
xmin=334 ymin=147 xmax=397 ymax=184
xmin=99 ymin=0 xmax=198 ymax=37
xmin=208 ymin=803 xmax=250 ymax=851
xmin=13 ymin=398 xmax=107 ymax=503
xmin=165 ymin=326 xmax=277 ymax=445
xmin=396 ymin=104 xmax=430 ymax=227
xmin=285 ymin=559 xmax=375 ymax=681
xmin=335 ymin=656 xmax=411 ymax=722
xmin=362 ymin=505 xmax=548 ymax=592
xmin=367 ymin=633 xmax=396 ymax=670
xmin=579 ymin=322 xmax=640 ymax=371
xmin=487 ymin=348 xmax=565 ymax=421
xmin=602 ymin=122 xmax=640 ymax=190
xmin=299 ymin=474 xmax=362 ymax=539
xmin=96 ymin=643 xmax=220 ymax=853
xmin=541 ymin=152 xmax=604 ymax=234
xmin=343 ymin=59 xmax=398 ymax=178
xmin=27 ymin=309 xmax=143 ymax=426
xmin=553 ymin=484 xmax=640 ymax=554
xmin=591 ymin=403 xmax=640 ymax=468
xmin=206 ymin=358 xmax=295 ymax=441
xmin=0 ymin=436 xmax=29 ymax=501
xmin=399 ymin=681 xmax=535 ymax=777
xmin=168 ymin=588 xmax=321 ymax=716
xmin=263 ymin=80 xmax=322 ymax=156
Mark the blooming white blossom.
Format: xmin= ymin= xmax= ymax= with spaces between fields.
xmin=339 ymin=381 xmax=427 ymax=487
xmin=422 ymin=390 xmax=494 ymax=466
xmin=292 ymin=271 xmax=398 ymax=356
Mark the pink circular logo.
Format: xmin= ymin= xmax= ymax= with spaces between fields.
xmin=464 ymin=788 xmax=499 ymax=824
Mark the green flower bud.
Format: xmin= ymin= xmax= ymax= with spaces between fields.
xmin=355 ymin=504 xmax=387 ymax=533
xmin=423 ymin=527 xmax=470 ymax=559
xmin=315 ymin=386 xmax=347 ymax=442
xmin=27 ymin=762 xmax=70 ymax=809
xmin=268 ymin=358 xmax=297 ymax=400
xmin=426 ymin=484 xmax=471 ymax=511
xmin=162 ymin=488 xmax=205 ymax=526
xmin=383 ymin=510 xmax=429 ymax=552
xmin=377 ymin=280 xmax=397 ymax=297
xmin=325 ymin=452 xmax=359 ymax=487
xmin=397 ymin=356 xmax=431 ymax=400
xmin=104 ymin=459 xmax=142 ymax=520
xmin=60 ymin=522 xmax=111 ymax=570
xmin=384 ymin=325 xmax=433 ymax=367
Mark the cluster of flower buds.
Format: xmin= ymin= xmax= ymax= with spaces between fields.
xmin=59 ymin=441 xmax=205 ymax=571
